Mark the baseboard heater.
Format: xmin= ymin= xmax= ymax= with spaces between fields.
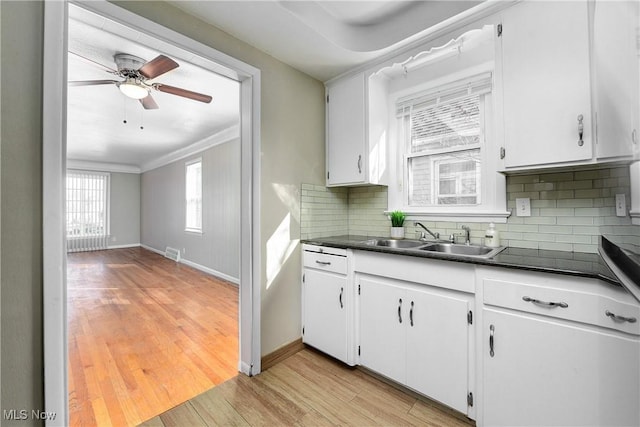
xmin=165 ymin=246 xmax=181 ymax=262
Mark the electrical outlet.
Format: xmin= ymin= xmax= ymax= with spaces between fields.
xmin=615 ymin=194 xmax=627 ymax=217
xmin=516 ymin=198 xmax=531 ymax=217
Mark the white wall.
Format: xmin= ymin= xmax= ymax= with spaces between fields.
xmin=141 ymin=139 xmax=241 ymax=281
xmin=109 ymin=172 xmax=141 ymax=248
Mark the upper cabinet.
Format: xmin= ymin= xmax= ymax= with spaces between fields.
xmin=500 ymin=1 xmax=593 ymax=169
xmin=593 ymin=0 xmax=640 ymax=161
xmin=326 ymin=73 xmax=388 ymax=187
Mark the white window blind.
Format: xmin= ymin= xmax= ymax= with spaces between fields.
xmin=399 ymin=73 xmax=491 ymax=207
xmin=66 ymin=171 xmax=110 ymax=252
xmin=185 ymin=159 xmax=202 ymax=232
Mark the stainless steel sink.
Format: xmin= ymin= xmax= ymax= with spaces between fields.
xmin=363 ymin=239 xmax=428 ymax=249
xmin=418 ymin=243 xmax=505 ymax=259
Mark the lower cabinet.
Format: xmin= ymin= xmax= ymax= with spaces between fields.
xmin=483 ymin=308 xmax=640 ymax=427
xmin=480 ymin=268 xmax=640 ymax=427
xmin=302 ymin=244 xmax=354 ymax=365
xmin=358 ymin=274 xmax=473 ymax=415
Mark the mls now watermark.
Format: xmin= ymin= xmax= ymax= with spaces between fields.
xmin=3 ymin=409 xmax=57 ymax=421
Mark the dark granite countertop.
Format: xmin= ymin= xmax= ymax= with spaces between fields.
xmin=303 ymin=235 xmax=622 ymax=287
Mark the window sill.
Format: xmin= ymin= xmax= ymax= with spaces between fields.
xmin=185 ymin=228 xmax=203 ymax=235
xmin=385 ymin=209 xmax=511 ymax=224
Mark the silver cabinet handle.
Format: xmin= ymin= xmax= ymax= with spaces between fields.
xmin=398 ymin=298 xmax=403 ymax=324
xmin=522 ymin=296 xmax=568 ymax=308
xmin=577 ymin=114 xmax=584 ymax=146
xmin=605 ymin=310 xmax=637 ymax=323
xmin=315 ymin=260 xmax=331 ymax=266
xmin=409 ymin=301 xmax=414 ymax=327
xmin=489 ymin=324 xmax=495 ymax=357
xmin=632 ymin=129 xmax=638 ymax=145
xmin=357 ymin=154 xmax=362 ymax=174
xmin=339 ymin=287 xmax=343 ymax=309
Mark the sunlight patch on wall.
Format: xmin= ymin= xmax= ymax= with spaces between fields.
xmin=272 ymin=183 xmax=301 ymax=223
xmin=266 ymin=213 xmax=299 ymax=289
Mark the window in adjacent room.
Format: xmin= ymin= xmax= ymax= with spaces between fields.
xmin=66 ymin=171 xmax=110 ymax=238
xmin=185 ymin=158 xmax=203 ymax=232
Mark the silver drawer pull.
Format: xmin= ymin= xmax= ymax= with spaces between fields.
xmin=489 ymin=324 xmax=495 ymax=357
xmin=522 ymin=296 xmax=568 ymax=308
xmin=605 ymin=310 xmax=637 ymax=323
xmin=315 ymin=260 xmax=331 ymax=266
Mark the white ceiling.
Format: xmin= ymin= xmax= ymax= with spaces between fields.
xmin=67 ymin=1 xmax=486 ymax=169
xmin=67 ymin=5 xmax=240 ymax=170
xmin=169 ymin=0 xmax=484 ymax=82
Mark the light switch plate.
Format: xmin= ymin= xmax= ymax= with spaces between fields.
xmin=516 ymin=198 xmax=531 ymax=217
xmin=615 ymin=194 xmax=627 ymax=217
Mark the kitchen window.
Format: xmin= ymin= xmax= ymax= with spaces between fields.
xmin=185 ymin=158 xmax=203 ymax=233
xmin=393 ymin=72 xmax=508 ymax=221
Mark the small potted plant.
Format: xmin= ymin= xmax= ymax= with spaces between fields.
xmin=389 ymin=210 xmax=406 ymax=239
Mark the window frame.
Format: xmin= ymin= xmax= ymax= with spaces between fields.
xmin=185 ymin=157 xmax=203 ymax=234
xmin=388 ymin=67 xmax=509 ymax=223
xmin=65 ymin=170 xmax=111 ymax=239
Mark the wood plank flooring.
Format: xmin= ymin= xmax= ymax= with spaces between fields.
xmin=68 ymin=247 xmax=239 ymax=426
xmin=140 ymin=348 xmax=475 ymax=427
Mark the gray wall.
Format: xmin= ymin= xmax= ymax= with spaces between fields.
xmin=1 ymin=1 xmax=44 ymax=424
xmin=141 ymin=140 xmax=241 ymax=280
xmin=109 ymin=172 xmax=141 ymax=248
xmin=0 ymin=0 xmax=325 ymax=418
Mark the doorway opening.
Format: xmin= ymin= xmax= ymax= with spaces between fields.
xmin=43 ymin=2 xmax=261 ymax=425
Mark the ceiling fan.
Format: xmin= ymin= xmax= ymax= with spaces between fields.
xmin=68 ymin=52 xmax=213 ymax=110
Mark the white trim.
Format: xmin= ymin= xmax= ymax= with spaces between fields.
xmin=141 ymin=244 xmax=239 ymax=284
xmin=107 ymin=243 xmax=141 ymax=250
xmin=141 ymin=124 xmax=240 ymax=173
xmin=180 ymin=258 xmax=240 ymax=285
xmin=66 ymin=160 xmax=141 ymax=174
xmin=43 ymin=2 xmax=69 ymax=425
xmin=44 ymin=2 xmax=262 ymax=423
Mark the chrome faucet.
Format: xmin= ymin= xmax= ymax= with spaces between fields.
xmin=415 ymin=222 xmax=439 ymax=240
xmin=461 ymin=225 xmax=471 ymax=245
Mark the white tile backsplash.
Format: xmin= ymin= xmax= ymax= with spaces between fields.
xmin=301 ymin=166 xmax=640 ymax=253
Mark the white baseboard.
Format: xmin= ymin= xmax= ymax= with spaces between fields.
xmin=180 ymin=258 xmax=240 ymax=285
xmin=140 ymin=244 xmax=240 ymax=285
xmin=107 ymin=243 xmax=141 ymax=250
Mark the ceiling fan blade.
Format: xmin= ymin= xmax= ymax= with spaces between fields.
xmin=154 ymin=84 xmax=213 ymax=104
xmin=69 ymin=51 xmax=118 ymax=74
xmin=68 ymin=80 xmax=119 ymax=86
xmin=138 ymin=55 xmax=179 ymax=80
xmin=139 ymin=94 xmax=159 ymax=110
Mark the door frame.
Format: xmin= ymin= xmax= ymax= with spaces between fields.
xmin=42 ymin=2 xmax=262 ymax=425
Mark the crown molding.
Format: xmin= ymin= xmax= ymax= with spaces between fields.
xmin=66 ymin=160 xmax=141 ymax=174
xmin=140 ymin=124 xmax=240 ymax=172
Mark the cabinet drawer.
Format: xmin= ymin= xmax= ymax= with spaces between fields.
xmin=484 ymin=278 xmax=640 ymax=335
xmin=304 ymin=250 xmax=347 ymax=275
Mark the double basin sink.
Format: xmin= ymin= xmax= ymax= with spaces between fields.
xmin=362 ymin=238 xmax=505 ymax=259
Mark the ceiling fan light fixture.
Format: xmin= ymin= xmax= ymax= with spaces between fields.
xmin=118 ymin=78 xmax=149 ymax=99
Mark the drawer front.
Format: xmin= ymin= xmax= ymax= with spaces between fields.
xmin=484 ymin=278 xmax=640 ymax=335
xmin=304 ymin=250 xmax=348 ymax=275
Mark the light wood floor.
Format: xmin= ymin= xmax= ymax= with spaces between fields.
xmin=68 ymin=247 xmax=239 ymax=426
xmin=140 ymin=348 xmax=475 ymax=427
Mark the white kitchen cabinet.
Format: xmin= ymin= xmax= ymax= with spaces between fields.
xmin=359 ymin=274 xmax=472 ymax=415
xmin=479 ymin=268 xmax=640 ymax=427
xmin=500 ymin=1 xmax=593 ymax=169
xmin=593 ymin=0 xmax=640 ymax=160
xmin=302 ymin=245 xmax=354 ymax=365
xmin=482 ymin=309 xmax=639 ymax=427
xmin=631 ymin=161 xmax=640 ymax=225
xmin=326 ymin=73 xmax=367 ymax=186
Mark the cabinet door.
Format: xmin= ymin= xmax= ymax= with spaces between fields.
xmin=593 ymin=0 xmax=639 ymax=160
xmin=483 ymin=308 xmax=640 ymax=427
xmin=303 ymin=269 xmax=347 ymax=363
xmin=406 ymin=289 xmax=470 ymax=414
xmin=501 ymin=1 xmax=593 ymax=168
xmin=326 ymin=73 xmax=366 ymax=185
xmin=359 ymin=276 xmax=406 ymax=384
